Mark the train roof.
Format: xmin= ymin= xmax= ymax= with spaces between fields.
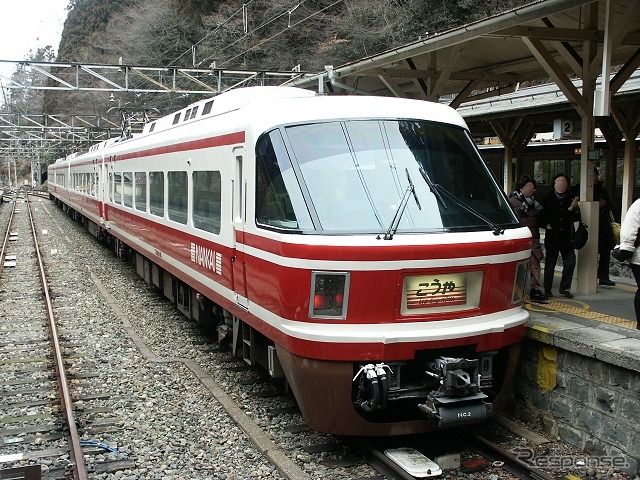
xmin=142 ymin=86 xmax=316 ymax=135
xmin=143 ymin=86 xmax=467 ymax=136
xmin=241 ymin=92 xmax=468 ymax=131
xmin=49 ymin=87 xmax=468 ymax=167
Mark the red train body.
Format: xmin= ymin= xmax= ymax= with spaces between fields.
xmin=48 ymin=86 xmax=530 ymax=435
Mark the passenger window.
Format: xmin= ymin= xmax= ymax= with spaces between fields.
xmin=135 ymin=172 xmax=147 ymax=212
xmin=123 ymin=172 xmax=133 ymax=207
xmin=149 ymin=171 xmax=165 ymax=217
xmin=202 ymin=100 xmax=213 ymax=115
xmin=193 ymin=171 xmax=221 ymax=234
xmin=168 ymin=171 xmax=188 ymax=224
xmin=173 ymin=113 xmax=180 ymax=125
xmin=108 ymin=173 xmax=113 ymax=202
xmin=113 ymin=172 xmax=123 ymax=204
xmin=190 ymin=106 xmax=198 ymax=119
xmin=184 ymin=109 xmax=192 ymax=121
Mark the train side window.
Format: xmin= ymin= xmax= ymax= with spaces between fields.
xmin=149 ymin=171 xmax=165 ymax=217
xmin=202 ymin=100 xmax=213 ymax=115
xmin=173 ymin=113 xmax=180 ymax=125
xmin=108 ymin=172 xmax=114 ymax=203
xmin=168 ymin=171 xmax=188 ymax=224
xmin=192 ymin=171 xmax=221 ymax=234
xmin=135 ymin=172 xmax=147 ymax=212
xmin=113 ymin=172 xmax=123 ymax=205
xmin=190 ymin=106 xmax=198 ymax=119
xmin=184 ymin=109 xmax=192 ymax=121
xmin=533 ymin=159 xmax=566 ymax=187
xmin=123 ymin=172 xmax=133 ymax=207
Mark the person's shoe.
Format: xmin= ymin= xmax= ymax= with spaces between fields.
xmin=559 ymin=288 xmax=574 ymax=298
xmin=599 ymin=279 xmax=616 ymax=286
xmin=544 ymin=290 xmax=553 ymax=297
xmin=530 ymin=289 xmax=547 ymax=301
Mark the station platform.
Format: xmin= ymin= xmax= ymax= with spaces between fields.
xmin=524 ymin=272 xmax=640 ymax=371
xmin=526 ymin=274 xmax=639 ymax=329
xmin=515 ymin=270 xmax=640 ymax=475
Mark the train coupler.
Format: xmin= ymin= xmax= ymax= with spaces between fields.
xmin=418 ymin=393 xmax=488 ymax=427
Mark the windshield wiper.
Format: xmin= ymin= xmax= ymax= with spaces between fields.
xmin=419 ymin=166 xmax=447 ymax=209
xmin=380 ymin=168 xmax=421 ymax=240
xmin=419 ymin=167 xmax=504 ymax=236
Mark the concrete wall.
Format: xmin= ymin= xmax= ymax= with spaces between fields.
xmin=509 ymin=316 xmax=640 ymax=475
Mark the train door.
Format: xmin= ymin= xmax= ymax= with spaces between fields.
xmin=232 ymin=147 xmax=249 ymax=309
xmin=97 ymin=157 xmax=105 ymax=222
xmin=99 ymin=155 xmax=109 ymax=225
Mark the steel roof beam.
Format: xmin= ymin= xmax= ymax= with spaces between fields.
xmin=0 ymin=60 xmax=307 ymax=94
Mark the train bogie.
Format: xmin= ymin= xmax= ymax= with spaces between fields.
xmin=48 ymin=86 xmax=531 ymax=436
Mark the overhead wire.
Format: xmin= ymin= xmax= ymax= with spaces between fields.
xmin=165 ymin=1 xmax=255 ymax=69
xmin=166 ymin=0 xmax=344 ymax=71
xmin=127 ymin=1 xmax=344 ymax=105
xmin=197 ymin=0 xmax=310 ymax=67
xmin=122 ymin=3 xmax=257 ymax=101
xmin=215 ymin=0 xmax=344 ymax=69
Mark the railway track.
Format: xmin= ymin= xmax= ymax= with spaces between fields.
xmin=349 ymin=425 xmax=559 ymax=480
xmin=0 ymin=192 xmax=88 ymax=478
xmin=2 ymin=194 xmax=630 ymax=480
xmin=0 ymin=193 xmax=133 ymax=479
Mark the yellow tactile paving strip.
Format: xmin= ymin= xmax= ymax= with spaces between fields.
xmin=525 ymin=296 xmax=638 ymax=330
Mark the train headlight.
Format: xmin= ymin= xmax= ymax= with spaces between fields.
xmin=309 ymin=271 xmax=350 ymax=319
xmin=512 ymin=260 xmax=529 ymax=304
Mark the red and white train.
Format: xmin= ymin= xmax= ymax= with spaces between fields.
xmin=48 ymin=86 xmax=531 ymax=436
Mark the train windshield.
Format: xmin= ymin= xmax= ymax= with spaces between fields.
xmin=255 ymin=120 xmax=519 ymax=234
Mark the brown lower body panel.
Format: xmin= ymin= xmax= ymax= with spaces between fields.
xmin=276 ymin=342 xmax=522 ymax=436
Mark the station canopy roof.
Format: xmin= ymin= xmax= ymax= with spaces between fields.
xmin=287 ymin=0 xmax=640 ymax=134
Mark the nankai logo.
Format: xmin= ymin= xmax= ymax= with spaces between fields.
xmin=190 ymin=242 xmax=222 ymax=275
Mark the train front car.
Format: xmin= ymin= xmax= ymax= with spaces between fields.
xmin=244 ymin=94 xmax=530 ymax=436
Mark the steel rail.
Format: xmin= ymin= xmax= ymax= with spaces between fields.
xmin=469 ymin=433 xmax=556 ymax=480
xmin=357 ymin=439 xmax=418 ymax=480
xmin=0 ymin=192 xmax=17 ymax=277
xmin=26 ymin=194 xmax=89 ymax=480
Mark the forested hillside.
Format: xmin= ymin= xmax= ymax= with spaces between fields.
xmin=42 ymin=0 xmax=528 ymax=114
xmin=57 ymin=0 xmax=527 ymax=71
xmin=2 ymin=0 xmax=530 ymax=175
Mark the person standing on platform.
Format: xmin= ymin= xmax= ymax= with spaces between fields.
xmin=540 ymin=173 xmax=581 ymax=298
xmin=593 ymin=168 xmax=616 ymax=286
xmin=612 ymin=198 xmax=640 ymax=330
xmin=509 ymin=174 xmax=546 ymax=301
xmin=572 ymin=168 xmax=616 ymax=285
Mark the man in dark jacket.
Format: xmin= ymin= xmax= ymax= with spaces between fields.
xmin=539 ymin=173 xmax=581 ymax=298
xmin=593 ymin=169 xmax=616 ymax=285
xmin=509 ymin=174 xmax=545 ymax=301
xmin=571 ymin=168 xmax=615 ymax=285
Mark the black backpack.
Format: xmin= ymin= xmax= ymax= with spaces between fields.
xmin=570 ymin=221 xmax=588 ymax=250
